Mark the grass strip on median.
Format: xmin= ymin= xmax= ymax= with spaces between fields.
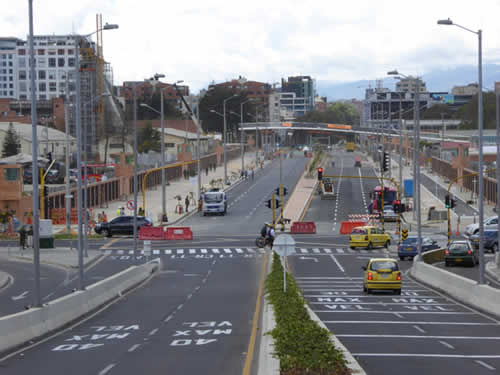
xmin=265 ymin=252 xmax=351 ymax=375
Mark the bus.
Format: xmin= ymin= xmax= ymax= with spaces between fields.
xmin=81 ymin=163 xmax=116 ymax=182
xmin=370 ymin=186 xmax=397 ymax=212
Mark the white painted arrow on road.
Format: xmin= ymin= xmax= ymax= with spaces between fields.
xmin=11 ymin=291 xmax=29 ymax=301
xmin=299 ymin=257 xmax=318 ymax=262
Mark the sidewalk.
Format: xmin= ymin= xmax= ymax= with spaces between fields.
xmin=54 ymin=152 xmax=265 ymax=231
xmin=0 ymin=246 xmax=103 ymax=270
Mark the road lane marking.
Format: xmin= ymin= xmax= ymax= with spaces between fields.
xmin=165 ymin=249 xmax=172 ymax=255
xmin=177 ymin=304 xmax=183 ymax=310
xmin=325 ymin=321 xmax=499 ymax=325
xmin=242 ymin=253 xmax=268 ymax=375
xmin=223 ymin=248 xmax=232 ymax=254
xmin=164 ymin=315 xmax=173 ymax=323
xmin=149 ymin=328 xmax=159 ymax=336
xmin=128 ymin=344 xmax=140 ymax=352
xmin=353 ymin=354 xmax=500 ymax=358
xmin=475 ymin=360 xmax=496 ymax=371
xmin=189 ymin=249 xmax=196 ymax=254
xmin=296 ymin=277 xmax=363 ymax=279
xmin=413 ymin=325 xmax=426 ymax=333
xmin=330 ymin=255 xmax=345 ymax=273
xmin=235 ymin=248 xmax=243 ymax=253
xmin=324 ymin=248 xmax=332 ymax=253
xmin=337 ymin=335 xmax=500 ymax=340
xmin=439 ymin=340 xmax=455 ymax=349
xmin=212 ymin=249 xmax=220 ymax=254
xmin=176 ymin=249 xmax=184 ymax=254
xmin=394 ymin=312 xmax=404 ymax=318
xmin=98 ymin=364 xmax=116 ymax=375
xmin=336 ymin=248 xmax=344 ymax=253
xmin=201 ymin=249 xmax=207 ymax=254
xmin=313 ymin=310 xmax=473 ymax=314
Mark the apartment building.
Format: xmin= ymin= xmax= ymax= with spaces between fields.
xmin=0 ymin=37 xmax=19 ymax=99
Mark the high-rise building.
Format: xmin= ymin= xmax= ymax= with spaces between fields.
xmin=0 ymin=37 xmax=19 ymax=99
xmin=280 ymin=76 xmax=315 ymax=118
xmin=395 ymin=76 xmax=427 ymax=93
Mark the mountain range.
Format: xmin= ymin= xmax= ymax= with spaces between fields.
xmin=316 ymin=64 xmax=500 ymax=101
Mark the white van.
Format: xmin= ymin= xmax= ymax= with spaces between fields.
xmin=202 ymin=189 xmax=228 ymax=216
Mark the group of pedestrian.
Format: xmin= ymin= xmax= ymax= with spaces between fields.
xmin=97 ymin=211 xmax=108 ymax=223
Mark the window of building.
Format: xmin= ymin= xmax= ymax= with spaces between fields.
xmin=58 ymin=71 xmax=66 ymax=80
xmin=67 ymin=49 xmax=74 ymax=55
xmin=19 ymin=82 xmax=26 ymax=92
xmin=39 ymin=82 xmax=46 ymax=92
xmin=57 ymin=49 xmax=65 ymax=55
xmin=48 ymin=70 xmax=56 ymax=80
xmin=4 ymin=168 xmax=19 ymax=181
xmin=37 ymin=49 xmax=45 ymax=55
xmin=48 ymin=50 xmax=56 ymax=55
xmin=0 ymin=55 xmax=5 ymax=60
xmin=57 ymin=58 xmax=65 ymax=67
xmin=19 ymin=94 xmax=27 ymax=100
xmin=8 ymin=69 xmax=12 ymax=74
xmin=19 ymin=70 xmax=26 ymax=80
xmin=18 ymin=57 xmax=26 ymax=67
xmin=9 ymin=91 xmax=13 ymax=96
xmin=37 ymin=57 xmax=46 ymax=67
xmin=18 ymin=49 xmax=26 ymax=55
xmin=38 ymin=70 xmax=46 ymax=79
xmin=9 ymin=83 xmax=13 ymax=88
xmin=49 ymin=82 xmax=57 ymax=92
xmin=165 ymin=143 xmax=175 ymax=148
xmin=68 ymin=57 xmax=75 ymax=67
xmin=39 ymin=94 xmax=46 ymax=100
xmin=1 ymin=62 xmax=5 ymax=67
xmin=48 ymin=58 xmax=56 ymax=67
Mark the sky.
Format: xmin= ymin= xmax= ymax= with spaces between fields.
xmin=2 ymin=0 xmax=500 ymax=95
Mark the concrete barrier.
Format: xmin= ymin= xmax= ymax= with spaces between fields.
xmin=411 ymin=253 xmax=500 ymax=318
xmin=0 ymin=259 xmax=160 ymax=354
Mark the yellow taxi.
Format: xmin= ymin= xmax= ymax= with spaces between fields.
xmin=362 ymin=258 xmax=402 ymax=294
xmin=349 ymin=226 xmax=391 ymax=250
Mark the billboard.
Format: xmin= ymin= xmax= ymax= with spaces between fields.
xmin=431 ymin=94 xmax=455 ymax=104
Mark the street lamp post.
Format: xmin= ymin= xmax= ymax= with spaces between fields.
xmin=28 ymin=0 xmax=41 ymax=307
xmin=496 ymin=88 xmax=500 ymax=267
xmin=240 ymin=99 xmax=253 ymax=173
xmin=223 ymin=94 xmax=238 ymax=184
xmin=388 ymin=69 xmax=422 ymax=257
xmin=438 ymin=18 xmax=485 ymax=284
xmin=133 ymin=86 xmax=138 ymax=252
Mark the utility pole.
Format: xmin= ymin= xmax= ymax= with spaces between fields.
xmin=64 ymin=77 xmax=71 ymax=234
xmin=28 ymin=0 xmax=41 ymax=307
xmin=133 ymin=86 xmax=138 ymax=252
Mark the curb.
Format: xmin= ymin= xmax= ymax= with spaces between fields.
xmin=305 ymin=305 xmax=367 ymax=375
xmin=257 ymin=251 xmax=280 ymax=374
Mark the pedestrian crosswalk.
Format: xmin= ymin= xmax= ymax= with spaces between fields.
xmin=104 ymin=247 xmax=390 ymax=257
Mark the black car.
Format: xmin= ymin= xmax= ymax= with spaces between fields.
xmin=470 ymin=229 xmax=498 ymax=253
xmin=94 ymin=216 xmax=152 ymax=237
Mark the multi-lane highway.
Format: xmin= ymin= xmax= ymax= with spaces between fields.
xmin=291 ymin=150 xmax=500 ymax=374
xmin=0 ymin=154 xmax=308 ymax=375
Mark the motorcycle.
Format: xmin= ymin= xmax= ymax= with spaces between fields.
xmin=255 ymin=235 xmax=273 ymax=248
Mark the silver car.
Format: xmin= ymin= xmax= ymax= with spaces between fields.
xmin=464 ymin=216 xmax=498 ymax=238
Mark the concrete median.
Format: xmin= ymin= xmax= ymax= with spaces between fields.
xmin=411 ymin=251 xmax=500 ymax=318
xmin=0 ymin=259 xmax=160 ymax=355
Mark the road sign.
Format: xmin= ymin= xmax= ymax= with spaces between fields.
xmin=402 ymin=228 xmax=408 ymax=241
xmin=127 ymin=200 xmax=135 ymax=210
xmin=404 ymin=179 xmax=413 ymax=198
xmin=273 ymin=234 xmax=296 ymax=256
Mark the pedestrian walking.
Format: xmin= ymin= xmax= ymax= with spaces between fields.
xmin=102 ymin=211 xmax=108 ymax=223
xmin=117 ymin=207 xmax=121 ymax=217
xmin=19 ymin=225 xmax=27 ymax=250
xmin=251 ymin=169 xmax=254 ymax=180
xmin=206 ymin=167 xmax=209 ymax=176
xmin=185 ymin=195 xmax=190 ymax=212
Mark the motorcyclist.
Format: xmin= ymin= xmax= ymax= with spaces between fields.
xmin=260 ymin=222 xmax=275 ymax=247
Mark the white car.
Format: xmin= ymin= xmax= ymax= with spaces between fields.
xmin=464 ymin=216 xmax=498 ymax=238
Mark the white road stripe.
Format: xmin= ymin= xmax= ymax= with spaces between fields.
xmin=176 ymin=249 xmax=184 ymax=254
xmin=413 ymin=325 xmax=426 ymax=333
xmin=325 ymin=321 xmax=498 ymax=325
xmin=336 ymin=248 xmax=344 ymax=253
xmin=337 ymin=335 xmax=500 ymax=340
xmin=235 ymin=248 xmax=243 ymax=253
xmin=475 ymin=360 xmax=496 ymax=371
xmin=128 ymin=250 xmax=134 ymax=255
xmin=296 ymin=277 xmax=363 ymax=280
xmin=323 ymin=248 xmax=332 ymax=253
xmin=164 ymin=249 xmax=172 ymax=255
xmin=212 ymin=249 xmax=220 ymax=254
xmin=98 ymin=364 xmax=116 ymax=375
xmin=353 ymin=354 xmax=500 ymax=359
xmin=153 ymin=250 xmax=160 ymax=255
xmin=247 ymin=248 xmax=255 ymax=253
xmin=300 ymin=248 xmax=308 ymax=253
xmin=189 ymin=249 xmax=196 ymax=254
xmin=439 ymin=340 xmax=455 ymax=349
xmin=128 ymin=344 xmax=140 ymax=352
xmin=312 ymin=248 xmax=320 ymax=253
xmin=313 ymin=310 xmax=474 ymax=315
xmin=223 ymin=248 xmax=232 ymax=254
xmin=117 ymin=250 xmax=124 ymax=255
xmin=201 ymin=249 xmax=207 ymax=254
xmin=330 ymin=255 xmax=345 ymax=273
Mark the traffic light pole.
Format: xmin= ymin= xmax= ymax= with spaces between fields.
xmin=272 ymin=192 xmax=276 ymax=228
xmin=446 ymin=168 xmax=496 ymax=245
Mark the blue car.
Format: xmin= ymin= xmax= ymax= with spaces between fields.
xmin=398 ymin=236 xmax=440 ymax=260
xmin=470 ymin=230 xmax=498 ymax=253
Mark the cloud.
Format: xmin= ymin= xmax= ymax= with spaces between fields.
xmin=2 ymin=0 xmax=500 ymax=94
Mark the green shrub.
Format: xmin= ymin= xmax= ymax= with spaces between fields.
xmin=265 ymin=252 xmax=351 ymax=374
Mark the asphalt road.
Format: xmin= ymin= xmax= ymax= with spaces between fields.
xmin=293 ymin=151 xmax=500 ymax=374
xmin=287 ymin=238 xmax=500 ymax=375
xmin=0 ymin=152 xmax=307 ymax=375
xmin=434 ymin=255 xmax=500 ymax=289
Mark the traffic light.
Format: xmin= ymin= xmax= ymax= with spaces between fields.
xmin=266 ymin=199 xmax=281 ymax=209
xmin=317 ymin=167 xmax=323 ymax=181
xmin=275 ymin=187 xmax=289 ymax=196
xmin=266 ymin=199 xmax=272 ymax=209
xmin=393 ymin=200 xmax=401 ymax=213
xmin=275 ymin=199 xmax=281 ymax=208
xmin=382 ymin=152 xmax=389 ymax=172
xmin=450 ymin=196 xmax=457 ymax=209
xmin=445 ymin=194 xmax=450 ymax=208
xmin=47 ymin=152 xmax=52 ymax=164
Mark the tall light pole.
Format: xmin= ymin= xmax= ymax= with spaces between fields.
xmin=388 ymin=70 xmax=422 ymax=257
xmin=223 ymin=94 xmax=238 ymax=184
xmin=133 ymin=85 xmax=138 ymax=252
xmin=240 ymin=99 xmax=253 ymax=172
xmin=28 ymin=0 xmax=41 ymax=307
xmin=438 ymin=18 xmax=485 ymax=284
xmin=496 ymin=87 xmax=500 ymax=267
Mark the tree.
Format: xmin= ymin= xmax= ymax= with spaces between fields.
xmin=2 ymin=123 xmax=21 ymax=157
xmin=455 ymin=92 xmax=497 ymax=129
xmin=199 ymin=86 xmax=254 ymax=136
xmin=137 ymin=121 xmax=161 ymax=153
xmin=420 ymin=103 xmax=454 ymax=120
xmin=297 ymin=101 xmax=360 ymax=125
